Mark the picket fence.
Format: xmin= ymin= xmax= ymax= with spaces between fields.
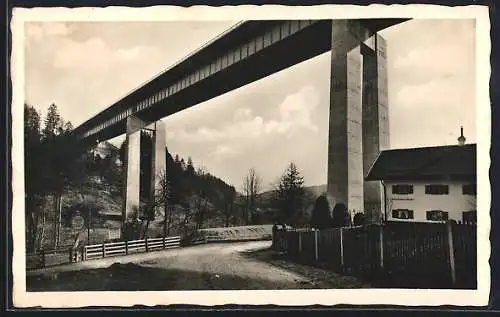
xmin=272 ymin=221 xmax=477 ymax=288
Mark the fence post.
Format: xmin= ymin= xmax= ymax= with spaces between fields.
xmin=40 ymin=250 xmax=46 ymax=268
xmin=163 ymin=236 xmax=166 ymax=249
xmin=83 ymin=246 xmax=87 ymax=261
xmin=379 ymin=225 xmax=384 ymax=269
xmin=314 ymin=229 xmax=319 ymax=261
xmin=298 ymin=231 xmax=302 ymax=254
xmin=102 ymin=244 xmax=106 ymax=258
xmin=446 ymin=221 xmax=457 ymax=285
xmin=125 ymin=240 xmax=129 ymax=255
xmin=340 ymin=227 xmax=344 ymax=267
xmin=145 ymin=238 xmax=149 ymax=252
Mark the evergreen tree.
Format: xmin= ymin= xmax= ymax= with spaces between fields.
xmin=310 ymin=195 xmax=331 ymax=229
xmin=24 ymin=104 xmax=44 ymax=252
xmin=186 ymin=156 xmax=195 ymax=175
xmin=273 ymin=162 xmax=305 ymax=225
xmin=42 ymin=103 xmax=62 ymax=139
xmin=332 ymin=203 xmax=350 ymax=228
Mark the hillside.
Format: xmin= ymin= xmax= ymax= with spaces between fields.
xmin=252 ymin=184 xmax=328 ymax=222
xmin=38 ymin=141 xmax=247 ymax=248
xmin=37 ymin=138 xmax=327 ymax=249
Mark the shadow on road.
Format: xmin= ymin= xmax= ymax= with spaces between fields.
xmin=26 ymin=262 xmax=319 ymax=292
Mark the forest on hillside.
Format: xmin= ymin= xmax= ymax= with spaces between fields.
xmin=24 ymin=103 xmax=360 ymax=251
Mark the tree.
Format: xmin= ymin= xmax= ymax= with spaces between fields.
xmin=24 ymin=104 xmax=44 ymax=252
xmin=37 ymin=103 xmax=92 ymax=248
xmin=310 ymin=195 xmax=331 ymax=229
xmin=42 ymin=103 xmax=63 ymax=138
xmin=273 ymin=162 xmax=305 ymax=225
xmin=151 ymin=168 xmax=174 ymax=237
xmin=242 ymin=167 xmax=262 ymax=225
xmin=186 ymin=156 xmax=195 ymax=175
xmin=180 ymin=158 xmax=186 ymax=171
xmin=331 ymin=203 xmax=350 ymax=228
xmin=193 ymin=166 xmax=210 ymax=230
xmin=222 ymin=187 xmax=237 ymax=227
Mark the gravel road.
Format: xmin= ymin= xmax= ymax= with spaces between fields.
xmin=27 ymin=241 xmax=332 ymax=291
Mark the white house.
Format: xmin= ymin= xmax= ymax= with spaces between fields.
xmin=365 ymin=130 xmax=476 ymax=223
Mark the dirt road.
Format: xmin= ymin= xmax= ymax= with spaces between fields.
xmin=27 ymin=241 xmax=367 ymax=291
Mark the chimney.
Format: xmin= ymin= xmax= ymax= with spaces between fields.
xmin=457 ymin=126 xmax=466 ymax=146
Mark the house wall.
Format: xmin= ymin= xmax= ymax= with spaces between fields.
xmin=383 ymin=180 xmax=476 ymax=222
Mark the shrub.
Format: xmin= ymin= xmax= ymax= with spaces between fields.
xmin=353 ymin=212 xmax=366 ymax=226
xmin=331 ymin=203 xmax=350 ymax=228
xmin=310 ymin=195 xmax=332 ymax=229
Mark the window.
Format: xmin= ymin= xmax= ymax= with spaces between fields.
xmin=392 ymin=209 xmax=414 ymax=220
xmin=426 ymin=210 xmax=449 ymax=221
xmin=425 ymin=184 xmax=449 ymax=195
xmin=462 ymin=210 xmax=477 ymax=223
xmin=462 ymin=183 xmax=476 ymax=195
xmin=391 ymin=184 xmax=414 ymax=195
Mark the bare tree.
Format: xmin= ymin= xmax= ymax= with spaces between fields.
xmin=194 ymin=166 xmax=210 ymax=230
xmin=242 ymin=167 xmax=262 ymax=225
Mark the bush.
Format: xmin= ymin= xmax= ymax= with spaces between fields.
xmin=310 ymin=195 xmax=332 ymax=229
xmin=353 ymin=212 xmax=366 ymax=226
xmin=331 ymin=203 xmax=350 ymax=228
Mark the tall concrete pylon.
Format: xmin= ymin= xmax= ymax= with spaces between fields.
xmin=327 ymin=20 xmax=389 ymax=223
xmin=122 ymin=115 xmax=166 ymax=223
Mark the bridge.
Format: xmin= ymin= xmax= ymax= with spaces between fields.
xmin=71 ymin=19 xmax=409 ymax=224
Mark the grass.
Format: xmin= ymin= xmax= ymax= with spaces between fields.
xmin=242 ymin=248 xmax=371 ymax=289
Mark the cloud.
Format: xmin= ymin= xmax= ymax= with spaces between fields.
xmin=52 ymin=37 xmax=158 ymax=70
xmin=209 ymin=144 xmax=240 ymax=159
xmin=25 ymin=22 xmax=74 ymax=42
xmin=173 ymin=85 xmax=320 ymax=145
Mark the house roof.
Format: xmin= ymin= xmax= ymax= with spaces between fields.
xmin=365 ymin=143 xmax=477 ymax=182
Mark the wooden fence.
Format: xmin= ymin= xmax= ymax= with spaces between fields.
xmin=272 ymin=221 xmax=477 ymax=288
xmin=26 ymin=245 xmax=75 ymax=270
xmin=83 ymin=236 xmax=181 ymax=261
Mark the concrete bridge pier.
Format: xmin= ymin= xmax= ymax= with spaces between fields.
xmin=327 ymin=20 xmax=389 ymax=223
xmin=122 ymin=115 xmax=166 ymax=224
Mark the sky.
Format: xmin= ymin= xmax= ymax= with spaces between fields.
xmin=24 ymin=19 xmax=476 ymax=191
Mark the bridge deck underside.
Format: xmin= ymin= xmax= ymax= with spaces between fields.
xmin=76 ymin=19 xmax=406 ymax=144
